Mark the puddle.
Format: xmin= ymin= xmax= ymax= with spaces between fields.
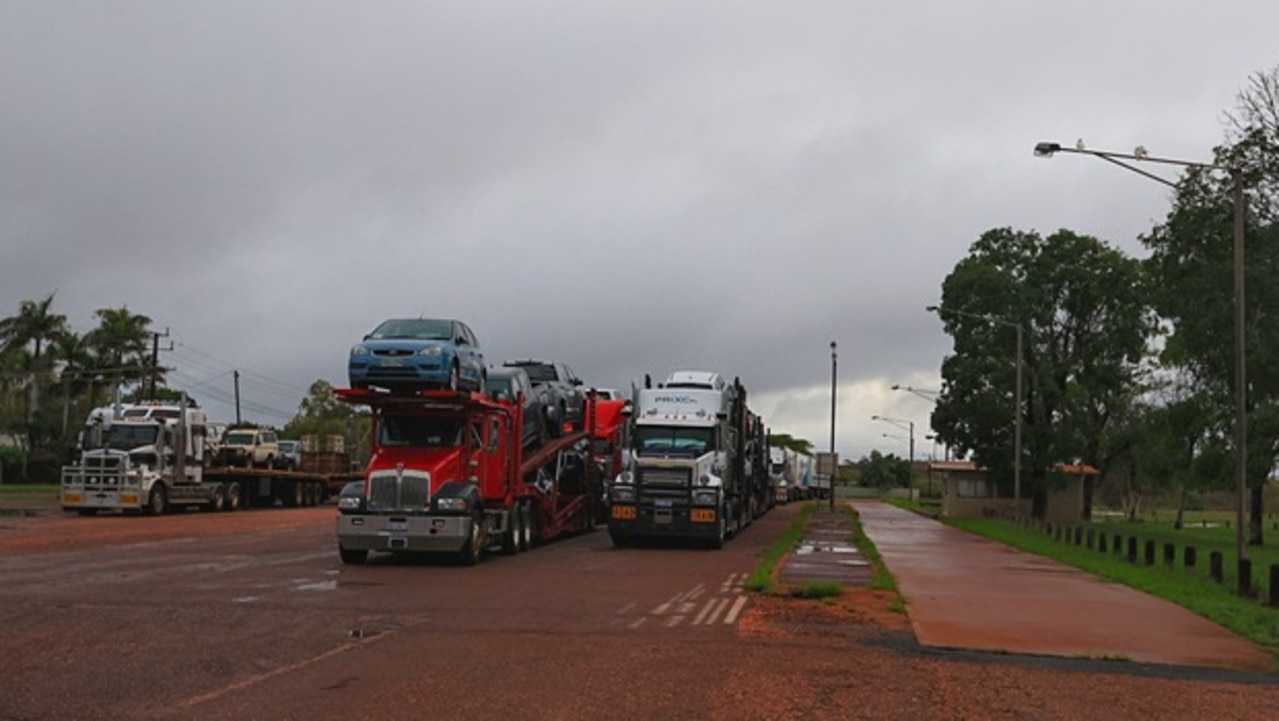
xmin=295 ymin=580 xmax=338 ymax=592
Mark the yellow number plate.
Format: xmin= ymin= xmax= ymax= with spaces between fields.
xmin=691 ymin=509 xmax=716 ymax=523
xmin=612 ymin=505 xmax=637 ymax=520
xmin=64 ymin=493 xmax=83 ymax=504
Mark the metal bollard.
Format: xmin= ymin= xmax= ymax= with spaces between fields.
xmin=1163 ymin=543 xmax=1175 ymax=567
xmin=1127 ymin=537 xmax=1137 ymax=563
xmin=1144 ymin=540 xmax=1155 ymax=566
xmin=1185 ymin=546 xmax=1197 ymax=569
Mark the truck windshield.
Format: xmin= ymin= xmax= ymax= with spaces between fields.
xmin=379 ymin=415 xmax=464 ymax=447
xmin=635 ymin=426 xmax=714 ymax=456
xmin=105 ymin=424 xmax=159 ymax=450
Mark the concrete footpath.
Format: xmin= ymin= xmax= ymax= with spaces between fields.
xmin=852 ymin=500 xmax=1276 ymax=672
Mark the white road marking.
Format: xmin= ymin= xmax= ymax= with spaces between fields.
xmin=723 ymin=595 xmax=749 ymax=624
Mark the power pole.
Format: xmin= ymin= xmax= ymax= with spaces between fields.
xmin=147 ymin=328 xmax=172 ymax=398
xmin=233 ymin=370 xmax=242 ymax=425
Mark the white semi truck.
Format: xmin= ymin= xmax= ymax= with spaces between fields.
xmin=607 ymin=371 xmax=760 ymax=548
xmin=61 ymin=399 xmax=214 ymax=515
xmin=61 ymin=399 xmax=357 ymax=515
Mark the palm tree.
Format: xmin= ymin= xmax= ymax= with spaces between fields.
xmin=85 ymin=306 xmax=155 ymax=397
xmin=0 ymin=293 xmax=70 ymax=478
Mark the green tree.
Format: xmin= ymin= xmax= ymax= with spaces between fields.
xmin=0 ymin=293 xmax=71 ymax=478
xmin=282 ymin=380 xmax=369 ymax=460
xmin=767 ymin=433 xmax=814 ymax=455
xmin=84 ymin=307 xmax=155 ymax=402
xmin=931 ymin=228 xmax=1152 ymax=518
xmin=857 ymin=450 xmax=910 ymax=489
xmin=1143 ymin=65 xmax=1279 ymax=544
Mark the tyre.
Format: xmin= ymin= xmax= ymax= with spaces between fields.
xmin=291 ymin=482 xmax=305 ymax=508
xmin=224 ymin=483 xmax=242 ymax=511
xmin=609 ymin=530 xmax=631 ymax=548
xmin=339 ymin=546 xmax=368 ymax=565
xmin=447 ymin=363 xmax=461 ymax=392
xmin=146 ymin=485 xmax=168 ymax=516
xmin=518 ymin=503 xmax=533 ymax=552
xmin=206 ymin=484 xmax=225 ymax=512
xmin=501 ymin=507 xmax=521 ymax=555
xmin=457 ymin=516 xmax=483 ymax=566
xmin=709 ymin=514 xmax=726 ymax=550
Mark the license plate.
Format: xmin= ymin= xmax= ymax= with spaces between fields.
xmin=612 ymin=505 xmax=636 ymax=520
xmin=691 ymin=509 xmax=716 ymax=523
xmin=380 ymin=358 xmax=404 ymax=368
xmin=387 ymin=520 xmax=408 ymax=532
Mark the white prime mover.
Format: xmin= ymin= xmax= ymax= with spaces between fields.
xmin=61 ymin=399 xmax=222 ymax=515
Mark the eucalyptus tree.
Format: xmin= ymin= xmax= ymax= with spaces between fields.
xmin=1142 ymin=65 xmax=1279 ymax=544
xmin=931 ymin=228 xmax=1153 ymax=518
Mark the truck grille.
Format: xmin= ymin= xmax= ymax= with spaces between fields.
xmin=85 ymin=455 xmax=123 ymax=471
xmin=637 ymin=466 xmax=691 ymax=502
xmin=367 ymin=471 xmax=431 ymax=511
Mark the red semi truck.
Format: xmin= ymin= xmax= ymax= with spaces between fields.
xmin=335 ymin=388 xmax=617 ymax=565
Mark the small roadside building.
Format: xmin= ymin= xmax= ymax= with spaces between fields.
xmin=929 ymin=460 xmax=1098 ymax=522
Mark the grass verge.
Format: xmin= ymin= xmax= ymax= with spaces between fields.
xmin=0 ymin=484 xmax=59 ymax=502
xmin=745 ymin=502 xmax=816 ymax=594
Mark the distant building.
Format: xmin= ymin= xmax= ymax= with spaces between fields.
xmin=929 ymin=460 xmax=1097 ymax=522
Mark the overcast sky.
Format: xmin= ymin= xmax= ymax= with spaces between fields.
xmin=3 ymin=1 xmax=1277 ymax=460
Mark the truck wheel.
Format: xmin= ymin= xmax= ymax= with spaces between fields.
xmin=447 ymin=363 xmax=461 ymax=392
xmin=224 ymin=483 xmax=241 ymax=511
xmin=146 ymin=485 xmax=168 ymax=516
xmin=339 ymin=546 xmax=368 ymax=565
xmin=518 ymin=503 xmax=533 ymax=552
xmin=501 ymin=508 xmax=521 ymax=555
xmin=290 ymin=482 xmax=304 ymax=508
xmin=207 ymin=484 xmax=225 ymax=512
xmin=609 ymin=531 xmax=631 ymax=548
xmin=709 ymin=516 xmax=726 ymax=550
xmin=457 ymin=516 xmax=483 ymax=566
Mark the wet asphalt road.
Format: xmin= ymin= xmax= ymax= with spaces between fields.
xmin=4 ymin=504 xmax=1279 ymax=721
xmin=0 ymin=506 xmax=785 ymax=721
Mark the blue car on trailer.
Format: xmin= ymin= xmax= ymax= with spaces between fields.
xmin=348 ymin=318 xmax=485 ymax=392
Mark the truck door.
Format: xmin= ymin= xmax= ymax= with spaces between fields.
xmin=473 ymin=415 xmax=509 ymax=499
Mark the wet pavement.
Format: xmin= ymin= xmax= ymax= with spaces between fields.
xmin=851 ymin=500 xmax=1276 ymax=672
xmin=777 ymin=505 xmax=874 ymax=588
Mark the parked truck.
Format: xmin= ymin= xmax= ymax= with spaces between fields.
xmin=606 ymin=371 xmax=763 ymax=548
xmin=61 ymin=399 xmax=358 ymax=515
xmin=334 ymin=387 xmax=617 ymax=565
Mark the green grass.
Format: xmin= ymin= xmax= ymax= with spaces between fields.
xmin=950 ymin=517 xmax=1279 ymax=654
xmin=848 ymin=504 xmax=899 ymax=593
xmin=0 ymin=484 xmax=59 ymax=502
xmin=745 ymin=502 xmax=817 ymax=594
xmin=790 ymin=581 xmax=843 ymax=599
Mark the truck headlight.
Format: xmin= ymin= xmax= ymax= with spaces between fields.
xmin=611 ymin=485 xmax=636 ymax=503
xmin=435 ymin=497 xmax=467 ymax=511
xmin=693 ymin=489 xmax=719 ymax=506
xmin=338 ymin=496 xmax=363 ymax=511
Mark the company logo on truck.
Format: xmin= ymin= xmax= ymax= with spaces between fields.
xmin=653 ymin=395 xmax=698 ymax=405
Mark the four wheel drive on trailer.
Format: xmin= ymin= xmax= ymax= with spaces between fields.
xmin=349 ymin=317 xmax=485 ymax=392
xmin=503 ymin=359 xmax=586 ymax=433
xmin=483 ymin=366 xmax=551 ymax=449
xmin=215 ymin=427 xmax=279 ymax=468
xmin=275 ymin=439 xmax=302 ymax=470
xmin=334 ymin=388 xmax=615 ymax=566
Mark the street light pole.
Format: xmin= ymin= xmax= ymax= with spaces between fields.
xmin=871 ymin=415 xmax=915 ymax=490
xmin=926 ymin=305 xmax=1023 ymax=510
xmin=1034 ymin=141 xmax=1248 ymax=576
xmin=830 ymin=341 xmax=837 ymax=511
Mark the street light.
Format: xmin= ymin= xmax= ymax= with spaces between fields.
xmin=1035 ymin=140 xmax=1248 ymax=576
xmin=871 ymin=415 xmax=915 ymax=470
xmin=830 ymin=341 xmax=837 ymax=511
xmin=891 ymin=384 xmax=940 ymax=402
xmin=927 ymin=305 xmax=1023 ymax=509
